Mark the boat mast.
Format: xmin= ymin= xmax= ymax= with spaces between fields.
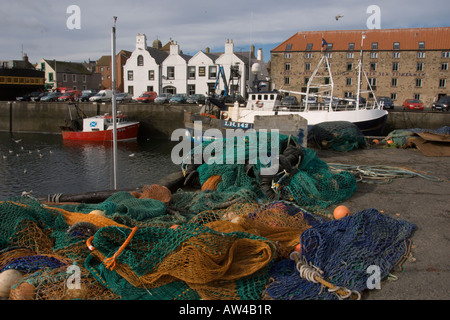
xmin=356 ymin=32 xmax=365 ymax=110
xmin=111 ymin=16 xmax=118 ymax=189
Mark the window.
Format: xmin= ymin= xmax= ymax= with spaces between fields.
xmin=188 ymin=84 xmax=195 ymax=95
xmin=305 ymin=63 xmax=311 ymax=71
xmin=392 ymin=52 xmax=400 ymax=59
xmin=305 ymin=52 xmax=312 ymax=59
xmin=284 ymin=77 xmax=290 ymax=85
xmin=63 ymin=74 xmax=67 ymax=82
xmin=40 ymin=62 xmax=45 ymax=71
xmin=415 ymin=78 xmax=422 ymax=87
xmin=285 ymin=53 xmax=292 ymax=59
xmin=442 ymin=51 xmax=450 ymax=58
xmin=304 ymin=77 xmax=309 ymax=85
xmin=348 ymin=43 xmax=355 ymax=51
xmin=306 ymin=43 xmax=313 ymax=51
xmin=209 ymin=66 xmax=217 ymax=79
xmin=371 ymin=42 xmax=378 ymax=50
xmin=128 ymin=86 xmax=134 ymax=96
xmin=285 ymin=63 xmax=291 ymax=71
xmin=370 ymin=62 xmax=377 ymax=71
xmin=439 ymin=79 xmax=446 ymax=88
xmin=347 ymin=52 xmax=354 ymax=59
xmin=393 ymin=42 xmax=400 ymax=50
xmin=148 ymin=70 xmax=155 ymax=80
xmin=417 ymin=52 xmax=426 ymax=59
xmin=417 ymin=62 xmax=424 ymax=71
xmin=370 ymin=52 xmax=378 ymax=59
xmin=326 ymin=43 xmax=333 ymax=51
xmin=347 ymin=63 xmax=353 ymax=71
xmin=368 ymin=78 xmax=377 ymax=90
xmin=391 ymin=78 xmax=398 ymax=87
xmin=441 ymin=63 xmax=448 ymax=71
xmin=147 ymin=86 xmax=153 ymax=92
xmin=391 ymin=93 xmax=397 ymax=100
xmin=198 ymin=66 xmax=206 ymax=77
xmin=127 ymin=70 xmax=133 ymax=81
xmin=392 ymin=62 xmax=399 ymax=71
xmin=286 ymin=44 xmax=292 ymax=51
xmin=418 ymin=41 xmax=425 ymax=50
xmin=167 ymin=66 xmax=175 ymax=79
xmin=414 ymin=93 xmax=421 ymax=100
xmin=344 ymin=92 xmax=353 ymax=98
xmin=137 ymin=55 xmax=144 ymax=66
xmin=346 ymin=77 xmax=352 ymax=86
xmin=82 ymin=75 xmax=86 ymax=83
xmin=188 ymin=66 xmax=195 ymax=79
xmin=325 ymin=52 xmax=332 ymax=58
xmin=324 ymin=77 xmax=330 ymax=85
xmin=72 ymin=74 xmax=76 ymax=82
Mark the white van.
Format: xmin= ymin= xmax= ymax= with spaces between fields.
xmin=89 ymin=89 xmax=113 ymax=102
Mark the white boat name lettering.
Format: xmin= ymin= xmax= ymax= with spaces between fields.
xmin=224 ymin=121 xmax=250 ymax=129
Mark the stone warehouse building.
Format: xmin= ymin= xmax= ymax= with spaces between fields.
xmin=270 ymin=27 xmax=450 ymax=107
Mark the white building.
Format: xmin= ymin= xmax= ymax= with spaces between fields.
xmin=123 ymin=34 xmax=168 ymax=98
xmin=123 ymin=34 xmax=270 ymax=99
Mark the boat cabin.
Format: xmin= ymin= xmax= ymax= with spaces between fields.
xmin=246 ymin=91 xmax=282 ymax=111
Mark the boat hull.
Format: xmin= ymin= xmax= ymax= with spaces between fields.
xmin=62 ymin=123 xmax=139 ymax=141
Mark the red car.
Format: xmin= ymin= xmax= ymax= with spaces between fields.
xmin=58 ymin=90 xmax=82 ymax=102
xmin=136 ymin=91 xmax=157 ymax=103
xmin=402 ymin=99 xmax=423 ymax=110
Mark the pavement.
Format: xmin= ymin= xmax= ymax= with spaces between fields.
xmin=314 ymin=145 xmax=450 ymax=300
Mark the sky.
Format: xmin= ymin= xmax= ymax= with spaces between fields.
xmin=1 ymin=0 xmax=449 ymax=64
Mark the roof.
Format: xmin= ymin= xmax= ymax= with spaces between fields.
xmin=146 ymin=47 xmax=169 ymax=64
xmin=44 ymin=59 xmax=92 ymax=74
xmin=96 ymin=55 xmax=111 ymax=66
xmin=271 ymin=27 xmax=450 ymax=52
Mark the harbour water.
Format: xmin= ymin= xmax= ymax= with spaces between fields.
xmin=0 ymin=132 xmax=180 ymax=200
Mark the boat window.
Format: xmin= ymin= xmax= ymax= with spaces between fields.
xmin=270 ymin=95 xmax=274 ymax=100
xmin=251 ymin=94 xmax=256 ymax=100
xmin=264 ymin=95 xmax=268 ymax=100
xmin=258 ymin=95 xmax=262 ymax=100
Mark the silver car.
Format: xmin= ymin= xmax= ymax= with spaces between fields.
xmin=154 ymin=93 xmax=172 ymax=104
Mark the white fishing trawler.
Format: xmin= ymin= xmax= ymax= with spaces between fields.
xmin=185 ymin=34 xmax=388 ymax=138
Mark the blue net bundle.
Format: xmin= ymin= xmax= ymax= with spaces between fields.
xmin=264 ymin=208 xmax=416 ymax=300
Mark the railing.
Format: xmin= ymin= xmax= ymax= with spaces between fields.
xmin=275 ymin=101 xmax=383 ymax=112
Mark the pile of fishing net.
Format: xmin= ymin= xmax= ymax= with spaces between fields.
xmin=0 ymin=132 xmax=416 ymax=300
xmin=307 ymin=121 xmax=366 ymax=151
xmin=180 ymin=132 xmax=357 ymax=213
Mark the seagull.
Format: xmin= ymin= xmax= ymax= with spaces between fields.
xmin=129 ymin=153 xmax=135 ymax=157
xmin=39 ymin=153 xmax=44 ymax=158
xmin=335 ymin=14 xmax=344 ymax=21
xmin=12 ymin=138 xmax=22 ymax=143
xmin=2 ymin=155 xmax=6 ymax=159
xmin=24 ymin=169 xmax=27 ymax=174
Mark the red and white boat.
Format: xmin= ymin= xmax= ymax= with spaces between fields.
xmin=60 ymin=104 xmax=139 ymax=141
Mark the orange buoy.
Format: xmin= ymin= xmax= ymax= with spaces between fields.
xmin=294 ymin=243 xmax=302 ymax=254
xmin=333 ymin=205 xmax=350 ymax=220
xmin=386 ymin=139 xmax=394 ymax=145
xmin=372 ymin=139 xmax=379 ymax=145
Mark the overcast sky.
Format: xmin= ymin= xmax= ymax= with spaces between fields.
xmin=1 ymin=0 xmax=449 ymax=64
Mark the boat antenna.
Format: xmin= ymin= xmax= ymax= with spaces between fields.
xmin=111 ymin=16 xmax=118 ymax=189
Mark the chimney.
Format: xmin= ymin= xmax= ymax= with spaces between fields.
xmin=257 ymin=48 xmax=263 ymax=61
xmin=225 ymin=39 xmax=234 ymax=54
xmin=205 ymin=47 xmax=210 ymax=53
xmin=136 ymin=33 xmax=147 ymax=50
xmin=170 ymin=41 xmax=180 ymax=55
xmin=23 ymin=53 xmax=29 ymax=62
xmin=251 ymin=45 xmax=255 ymax=58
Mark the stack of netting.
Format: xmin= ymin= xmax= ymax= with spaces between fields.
xmin=264 ymin=208 xmax=416 ymax=300
xmin=180 ymin=132 xmax=357 ymax=213
xmin=307 ymin=121 xmax=366 ymax=151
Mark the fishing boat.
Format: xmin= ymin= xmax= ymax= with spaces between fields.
xmin=60 ymin=103 xmax=139 ymax=141
xmin=185 ymin=34 xmax=388 ymax=139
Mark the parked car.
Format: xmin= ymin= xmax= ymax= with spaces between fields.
xmin=136 ymin=91 xmax=157 ymax=103
xmin=32 ymin=92 xmax=50 ymax=102
xmin=40 ymin=92 xmax=62 ymax=102
xmin=80 ymin=90 xmax=98 ymax=102
xmin=154 ymin=93 xmax=172 ymax=104
xmin=281 ymin=96 xmax=299 ymax=106
xmin=186 ymin=94 xmax=206 ymax=104
xmin=89 ymin=89 xmax=113 ymax=102
xmin=402 ymin=99 xmax=424 ymax=111
xmin=169 ymin=93 xmax=187 ymax=104
xmin=16 ymin=91 xmax=42 ymax=101
xmin=377 ymin=96 xmax=394 ymax=109
xmin=58 ymin=90 xmax=82 ymax=102
xmin=116 ymin=92 xmax=132 ymax=103
xmin=302 ymin=96 xmax=317 ymax=105
xmin=432 ymin=96 xmax=450 ymax=112
xmin=323 ymin=96 xmax=342 ymax=107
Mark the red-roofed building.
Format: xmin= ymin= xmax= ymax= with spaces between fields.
xmin=271 ymin=27 xmax=450 ymax=107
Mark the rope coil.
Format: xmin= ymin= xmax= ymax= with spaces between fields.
xmin=290 ymin=251 xmax=361 ymax=300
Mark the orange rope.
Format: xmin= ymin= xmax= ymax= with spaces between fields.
xmin=103 ymin=226 xmax=138 ymax=271
xmin=86 ymin=236 xmax=95 ymax=251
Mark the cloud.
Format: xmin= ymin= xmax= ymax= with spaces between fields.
xmin=1 ymin=0 xmax=448 ymax=63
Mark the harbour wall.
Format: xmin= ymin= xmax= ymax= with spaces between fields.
xmin=0 ymin=101 xmax=448 ymax=138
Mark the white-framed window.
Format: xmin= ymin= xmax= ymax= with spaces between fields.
xmin=284 ymin=77 xmax=290 ymax=85
xmin=72 ymin=74 xmax=76 ymax=82
xmin=285 ymin=53 xmax=292 ymax=59
xmin=347 ymin=52 xmax=354 ymax=59
xmin=127 ymin=70 xmax=133 ymax=81
xmin=167 ymin=66 xmax=175 ymax=79
xmin=392 ymin=52 xmax=400 ymax=59
xmin=439 ymin=79 xmax=446 ymax=88
xmin=391 ymin=78 xmax=398 ymax=87
xmin=305 ymin=52 xmax=312 ymax=59
xmin=148 ymin=70 xmax=155 ymax=80
xmin=346 ymin=77 xmax=352 ymax=86
xmin=209 ymin=66 xmax=217 ymax=79
xmin=417 ymin=52 xmax=426 ymax=59
xmin=391 ymin=93 xmax=397 ymax=100
xmin=285 ymin=63 xmax=291 ymax=71
xmin=441 ymin=63 xmax=448 ymax=71
xmin=414 ymin=93 xmax=421 ymax=100
xmin=187 ymin=66 xmax=195 ymax=79
xmin=392 ymin=62 xmax=399 ymax=71
xmin=417 ymin=62 xmax=424 ymax=71
xmin=305 ymin=63 xmax=311 ymax=71
xmin=370 ymin=52 xmax=378 ymax=59
xmin=415 ymin=78 xmax=423 ymax=87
